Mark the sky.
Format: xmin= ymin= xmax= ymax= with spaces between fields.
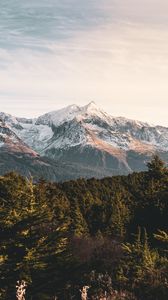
xmin=0 ymin=0 xmax=168 ymax=126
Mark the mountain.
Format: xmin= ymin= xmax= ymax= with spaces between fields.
xmin=0 ymin=102 xmax=168 ymax=180
xmin=0 ymin=114 xmax=111 ymax=181
xmin=0 ymin=117 xmax=56 ymax=179
xmin=0 ymin=118 xmax=37 ymax=156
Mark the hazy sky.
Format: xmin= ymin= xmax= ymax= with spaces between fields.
xmin=0 ymin=0 xmax=168 ymax=126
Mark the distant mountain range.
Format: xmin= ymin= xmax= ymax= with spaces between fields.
xmin=0 ymin=102 xmax=168 ymax=181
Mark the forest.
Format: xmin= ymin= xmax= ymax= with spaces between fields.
xmin=0 ymin=155 xmax=168 ymax=299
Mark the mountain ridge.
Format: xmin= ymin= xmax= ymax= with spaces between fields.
xmin=0 ymin=102 xmax=168 ymax=180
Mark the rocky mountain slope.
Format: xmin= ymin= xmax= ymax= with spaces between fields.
xmin=0 ymin=117 xmax=54 ymax=180
xmin=0 ymin=102 xmax=168 ymax=180
xmin=0 ymin=113 xmax=112 ymax=181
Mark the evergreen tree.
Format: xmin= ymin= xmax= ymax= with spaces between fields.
xmin=147 ymin=155 xmax=167 ymax=179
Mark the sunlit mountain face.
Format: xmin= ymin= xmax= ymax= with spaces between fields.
xmin=0 ymin=102 xmax=168 ymax=181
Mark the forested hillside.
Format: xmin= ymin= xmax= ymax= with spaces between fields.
xmin=0 ymin=156 xmax=168 ymax=299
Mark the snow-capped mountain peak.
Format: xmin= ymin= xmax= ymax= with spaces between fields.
xmin=80 ymin=101 xmax=110 ymax=120
xmin=35 ymin=102 xmax=111 ymax=128
xmin=3 ymin=102 xmax=168 ymax=154
xmin=83 ymin=101 xmax=100 ymax=112
xmin=35 ymin=104 xmax=81 ymax=127
xmin=0 ymin=102 xmax=168 ymax=179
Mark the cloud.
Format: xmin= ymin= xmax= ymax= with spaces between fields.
xmin=1 ymin=0 xmax=168 ymax=50
xmin=0 ymin=0 xmax=112 ymax=50
xmin=0 ymin=1 xmax=168 ymax=125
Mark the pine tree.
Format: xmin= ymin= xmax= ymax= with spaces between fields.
xmin=70 ymin=199 xmax=88 ymax=237
xmin=107 ymin=192 xmax=130 ymax=238
xmin=147 ymin=155 xmax=167 ymax=179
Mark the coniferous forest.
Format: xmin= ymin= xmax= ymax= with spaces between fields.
xmin=0 ymin=156 xmax=168 ymax=299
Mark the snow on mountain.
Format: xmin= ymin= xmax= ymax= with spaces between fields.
xmin=0 ymin=112 xmax=23 ymax=130
xmin=35 ymin=101 xmax=113 ymax=127
xmin=33 ymin=101 xmax=168 ymax=153
xmin=0 ymin=111 xmax=118 ymax=181
xmin=1 ymin=102 xmax=168 ymax=178
xmin=16 ymin=117 xmax=34 ymax=124
xmin=0 ymin=118 xmax=67 ymax=181
xmin=14 ymin=102 xmax=111 ymax=153
xmin=0 ymin=118 xmax=38 ymax=157
xmin=35 ymin=104 xmax=81 ymax=127
xmin=17 ymin=122 xmax=54 ymax=153
xmin=3 ymin=102 xmax=168 ymax=154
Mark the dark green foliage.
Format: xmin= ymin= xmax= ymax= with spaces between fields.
xmin=147 ymin=154 xmax=168 ymax=179
xmin=0 ymin=157 xmax=168 ymax=299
